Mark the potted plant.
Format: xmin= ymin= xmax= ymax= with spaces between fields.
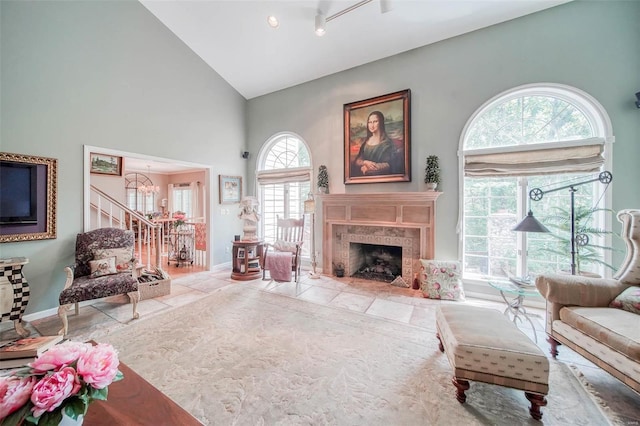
xmin=424 ymin=155 xmax=441 ymax=191
xmin=317 ymin=165 xmax=329 ymax=194
xmin=539 ymin=206 xmax=620 ymax=275
xmin=333 ymin=262 xmax=345 ymax=277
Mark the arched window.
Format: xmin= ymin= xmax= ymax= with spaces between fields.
xmin=460 ymin=84 xmax=613 ymax=281
xmin=257 ymin=133 xmax=312 ymax=252
xmin=125 ymin=172 xmax=157 ymax=214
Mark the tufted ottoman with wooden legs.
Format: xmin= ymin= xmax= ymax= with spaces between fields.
xmin=435 ymin=305 xmax=549 ymax=420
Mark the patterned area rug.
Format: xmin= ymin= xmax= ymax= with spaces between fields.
xmin=64 ymin=284 xmax=618 ymax=425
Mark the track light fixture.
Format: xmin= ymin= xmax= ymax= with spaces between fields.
xmin=316 ymin=0 xmax=391 ymax=36
xmin=315 ymin=14 xmax=326 ymax=36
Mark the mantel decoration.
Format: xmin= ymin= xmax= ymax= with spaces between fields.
xmin=317 ymin=165 xmax=329 ymax=194
xmin=238 ymin=196 xmax=260 ymax=241
xmin=424 ymin=155 xmax=441 ymax=191
xmin=0 ymin=341 xmax=123 ymax=426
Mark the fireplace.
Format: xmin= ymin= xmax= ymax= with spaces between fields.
xmin=319 ymin=192 xmax=441 ymax=285
xmin=350 ymin=243 xmax=402 ymax=283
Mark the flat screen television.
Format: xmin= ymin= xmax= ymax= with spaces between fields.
xmin=0 ymin=160 xmax=38 ymax=224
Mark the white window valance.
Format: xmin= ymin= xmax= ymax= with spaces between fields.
xmin=256 ymin=167 xmax=312 ymax=185
xmin=463 ymin=138 xmax=605 ymax=177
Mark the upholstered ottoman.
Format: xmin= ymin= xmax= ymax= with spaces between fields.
xmin=435 ymin=305 xmax=549 ymax=420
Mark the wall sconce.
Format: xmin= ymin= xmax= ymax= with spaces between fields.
xmin=241 ymin=151 xmax=250 ymax=159
xmin=635 ymin=91 xmax=640 ymax=109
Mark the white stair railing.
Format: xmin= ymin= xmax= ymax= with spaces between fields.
xmin=89 ymin=185 xmax=162 ymax=270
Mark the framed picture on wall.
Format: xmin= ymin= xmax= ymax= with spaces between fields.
xmin=344 ymin=89 xmax=411 ymax=184
xmin=90 ymin=153 xmax=122 ymax=176
xmin=219 ymin=175 xmax=242 ymax=204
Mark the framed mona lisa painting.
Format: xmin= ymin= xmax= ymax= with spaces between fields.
xmin=344 ymin=89 xmax=411 ymax=184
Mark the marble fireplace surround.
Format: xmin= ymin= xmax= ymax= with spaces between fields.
xmin=319 ymin=192 xmax=441 ymax=284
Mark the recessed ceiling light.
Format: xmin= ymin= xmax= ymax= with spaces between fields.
xmin=267 ymin=15 xmax=279 ymax=29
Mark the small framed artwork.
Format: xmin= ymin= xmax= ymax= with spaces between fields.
xmin=219 ymin=175 xmax=242 ymax=204
xmin=90 ymin=153 xmax=122 ymax=176
xmin=344 ymin=89 xmax=411 ymax=184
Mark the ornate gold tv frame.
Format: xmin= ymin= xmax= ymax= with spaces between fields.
xmin=0 ymin=152 xmax=57 ymax=243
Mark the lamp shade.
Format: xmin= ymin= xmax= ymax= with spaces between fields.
xmin=512 ymin=210 xmax=550 ymax=233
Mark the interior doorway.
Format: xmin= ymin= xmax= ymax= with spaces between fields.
xmin=83 ymin=145 xmax=214 ymax=275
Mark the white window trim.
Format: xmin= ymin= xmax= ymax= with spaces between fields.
xmin=457 ymin=83 xmax=615 ymax=277
xmin=256 ymin=131 xmax=313 ymax=246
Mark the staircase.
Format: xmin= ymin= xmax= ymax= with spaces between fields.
xmin=89 ymin=184 xmax=163 ymax=270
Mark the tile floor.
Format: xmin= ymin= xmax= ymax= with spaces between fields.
xmin=2 ymin=267 xmax=639 ymax=424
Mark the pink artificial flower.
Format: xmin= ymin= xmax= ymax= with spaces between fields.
xmin=0 ymin=376 xmax=36 ymax=419
xmin=30 ymin=341 xmax=90 ymax=372
xmin=30 ymin=366 xmax=81 ymax=418
xmin=77 ymin=343 xmax=120 ymax=389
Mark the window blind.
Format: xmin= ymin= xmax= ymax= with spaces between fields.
xmin=463 ymin=138 xmax=605 ymax=177
xmin=256 ymin=167 xmax=312 ymax=185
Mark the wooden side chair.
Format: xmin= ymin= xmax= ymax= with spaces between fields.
xmin=58 ymin=228 xmax=140 ymax=336
xmin=262 ymin=216 xmax=305 ymax=282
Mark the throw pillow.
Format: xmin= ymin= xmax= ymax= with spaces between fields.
xmin=419 ymin=259 xmax=465 ymax=301
xmin=274 ymin=240 xmax=298 ymax=254
xmin=89 ymin=256 xmax=118 ymax=278
xmin=609 ymin=286 xmax=640 ymax=315
xmin=93 ymin=247 xmax=134 ymax=273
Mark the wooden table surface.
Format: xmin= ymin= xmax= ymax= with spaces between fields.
xmin=85 ymin=359 xmax=202 ymax=425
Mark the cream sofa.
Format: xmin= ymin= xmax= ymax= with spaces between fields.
xmin=535 ymin=209 xmax=640 ymax=393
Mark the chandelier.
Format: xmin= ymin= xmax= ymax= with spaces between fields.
xmin=138 ymin=166 xmax=159 ymax=194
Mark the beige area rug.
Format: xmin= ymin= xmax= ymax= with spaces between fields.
xmin=36 ymin=285 xmax=617 ymax=425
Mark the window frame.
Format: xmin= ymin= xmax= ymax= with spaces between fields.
xmin=256 ymin=132 xmax=313 ymax=256
xmin=458 ymin=83 xmax=614 ymax=283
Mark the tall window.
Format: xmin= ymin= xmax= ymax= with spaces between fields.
xmin=172 ymin=185 xmax=193 ymax=218
xmin=460 ymin=84 xmax=613 ymax=280
xmin=257 ymin=133 xmax=312 ymax=254
xmin=125 ymin=173 xmax=156 ymax=214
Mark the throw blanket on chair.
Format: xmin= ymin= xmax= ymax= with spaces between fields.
xmin=266 ymin=251 xmax=292 ymax=282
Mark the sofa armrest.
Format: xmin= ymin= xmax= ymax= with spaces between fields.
xmin=535 ymin=273 xmax=628 ymax=307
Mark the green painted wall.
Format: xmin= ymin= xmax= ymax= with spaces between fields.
xmin=1 ymin=0 xmax=638 ymax=315
xmin=247 ymin=1 xmax=640 ymax=272
xmin=1 ymin=0 xmax=247 ymax=314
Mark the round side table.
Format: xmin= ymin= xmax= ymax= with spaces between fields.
xmin=489 ymin=280 xmax=540 ymax=342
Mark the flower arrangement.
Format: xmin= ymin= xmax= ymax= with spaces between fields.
xmin=146 ymin=211 xmax=162 ymax=221
xmin=172 ymin=211 xmax=186 ymax=228
xmin=0 ymin=341 xmax=122 ymax=425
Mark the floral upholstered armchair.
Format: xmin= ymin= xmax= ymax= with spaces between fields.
xmin=58 ymin=228 xmax=140 ymax=336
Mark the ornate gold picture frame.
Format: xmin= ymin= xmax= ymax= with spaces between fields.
xmin=344 ymin=89 xmax=411 ymax=184
xmin=0 ymin=152 xmax=57 ymax=243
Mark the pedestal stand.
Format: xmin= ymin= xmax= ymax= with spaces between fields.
xmin=0 ymin=257 xmax=30 ymax=337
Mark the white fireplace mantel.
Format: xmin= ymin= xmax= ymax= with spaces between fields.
xmin=318 ymin=192 xmax=442 ymax=279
